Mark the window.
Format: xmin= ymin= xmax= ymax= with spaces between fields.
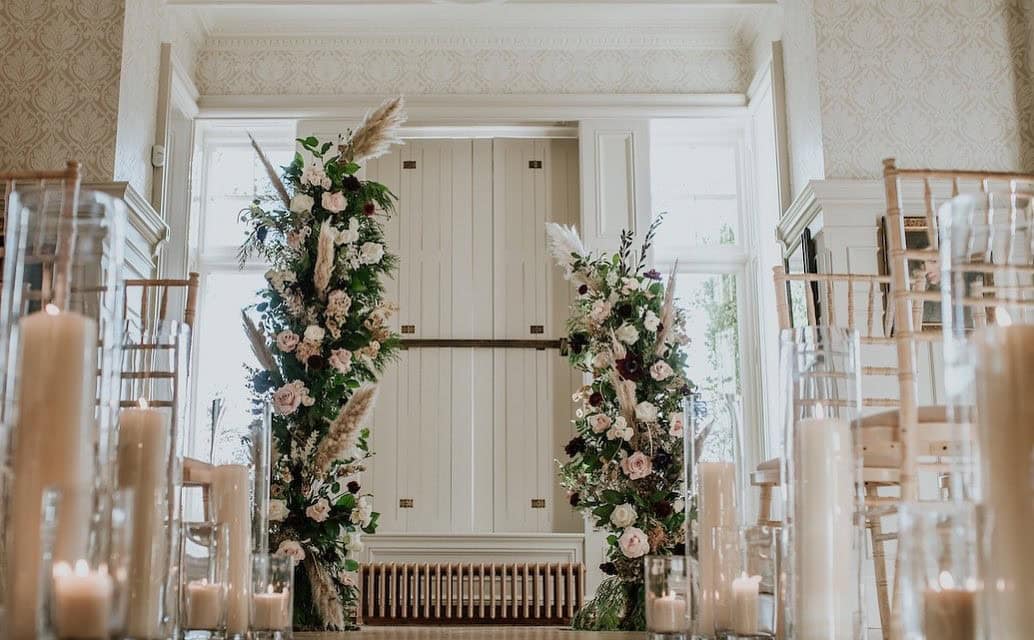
xmin=650 ymin=119 xmax=749 ymax=399
xmin=188 ymin=122 xmax=294 ymax=463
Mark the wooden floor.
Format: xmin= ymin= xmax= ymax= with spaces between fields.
xmin=296 ymin=628 xmax=641 ymax=639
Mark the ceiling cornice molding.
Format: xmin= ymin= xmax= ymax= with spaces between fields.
xmin=202 ymin=28 xmax=740 ymax=51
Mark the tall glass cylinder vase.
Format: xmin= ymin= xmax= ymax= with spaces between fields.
xmin=119 ymin=320 xmax=191 ymax=639
xmin=938 ymin=191 xmax=1034 ymax=637
xmin=251 ymin=403 xmax=272 ymax=556
xmin=0 ymin=187 xmax=126 ymax=640
xmin=685 ymin=393 xmax=743 ymax=638
xmin=779 ymin=327 xmax=864 ymax=640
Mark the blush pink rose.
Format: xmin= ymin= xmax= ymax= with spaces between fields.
xmin=329 ymin=348 xmax=353 ymax=374
xmin=618 ymin=526 xmax=650 ymax=558
xmin=272 ymin=381 xmax=307 ymax=415
xmin=275 ymin=330 xmax=300 ymax=353
xmin=588 ymin=413 xmax=612 ymax=434
xmin=276 ymin=540 xmax=306 ymax=564
xmin=305 ymin=498 xmax=331 ymax=523
xmin=322 ymin=191 xmax=348 ymax=213
xmin=649 ymin=360 xmax=674 ymax=381
xmin=620 ymin=451 xmax=653 ymax=480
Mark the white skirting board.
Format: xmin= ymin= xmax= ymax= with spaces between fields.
xmin=355 ymin=533 xmax=585 ymax=567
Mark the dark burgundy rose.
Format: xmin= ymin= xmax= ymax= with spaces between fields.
xmin=347 ymin=481 xmax=360 ymax=494
xmin=307 ymin=355 xmax=326 ymax=370
xmin=342 ymin=175 xmax=362 ymax=192
xmin=653 ymin=501 xmax=674 ymax=518
xmin=565 ymin=436 xmax=587 ymax=457
xmin=363 ymin=201 xmax=376 ymax=216
xmin=569 ymin=332 xmax=588 ymax=354
xmin=599 ymin=562 xmax=618 ymax=576
xmin=644 ymin=269 xmax=662 ymax=281
xmin=615 ymin=302 xmax=634 ymax=319
xmin=569 ymin=492 xmax=580 ymax=507
xmin=673 ymin=543 xmax=686 ymax=555
xmin=578 ymin=284 xmax=589 ymax=295
xmin=588 ymin=392 xmax=604 ymax=407
xmin=615 ymin=354 xmax=643 ymax=381
xmin=680 ymin=384 xmax=694 ymax=397
xmin=653 ymin=450 xmax=672 ymax=470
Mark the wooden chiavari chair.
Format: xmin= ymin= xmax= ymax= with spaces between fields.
xmin=0 ymin=162 xmax=82 ymax=297
xmin=882 ymin=159 xmax=1034 ymax=504
xmin=771 ymin=265 xmax=898 ymax=637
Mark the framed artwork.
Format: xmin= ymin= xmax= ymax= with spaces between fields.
xmin=783 ymin=227 xmax=821 ymax=327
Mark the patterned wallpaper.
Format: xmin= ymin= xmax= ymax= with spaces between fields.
xmin=783 ymin=0 xmax=1034 ymax=185
xmin=0 ymin=0 xmax=125 ymax=182
xmin=114 ymin=0 xmax=162 ymax=198
xmin=196 ymin=37 xmax=751 ymax=95
xmin=781 ymin=0 xmax=826 ymax=197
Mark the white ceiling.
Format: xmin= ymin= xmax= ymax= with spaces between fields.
xmin=168 ymin=0 xmax=780 ymax=48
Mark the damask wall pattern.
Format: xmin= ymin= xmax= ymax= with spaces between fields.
xmin=196 ymin=37 xmax=750 ymax=95
xmin=0 ymin=0 xmax=125 ymax=182
xmin=811 ymin=0 xmax=1032 ymax=178
xmin=780 ymin=0 xmax=826 ymax=197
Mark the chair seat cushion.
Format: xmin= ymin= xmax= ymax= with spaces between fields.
xmin=854 ymin=405 xmax=948 ymax=429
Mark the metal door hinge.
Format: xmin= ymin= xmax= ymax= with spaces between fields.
xmin=529 ymin=325 xmax=544 ymax=334
xmin=399 ymin=498 xmax=414 ymax=508
xmin=403 ymin=160 xmax=417 ymax=169
xmin=531 ymin=499 xmax=546 ymax=509
xmin=528 ymin=160 xmax=542 ymax=169
xmin=401 ymin=324 xmax=416 ymax=334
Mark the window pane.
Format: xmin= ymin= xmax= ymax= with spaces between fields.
xmin=202 ymin=143 xmax=294 ymax=251
xmin=193 ymin=270 xmax=267 ymax=465
xmin=672 ymin=272 xmax=740 ymax=395
xmin=650 ymin=132 xmax=741 ymax=250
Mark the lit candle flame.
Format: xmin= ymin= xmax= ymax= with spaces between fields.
xmin=814 ymin=402 xmax=826 ymax=419
xmin=53 ymin=561 xmax=71 ymax=578
xmin=267 ymin=584 xmax=275 ymax=594
xmin=138 ymin=398 xmax=149 ymax=410
xmin=938 ymin=571 xmax=955 ymax=590
xmin=45 ymin=303 xmax=60 ymax=316
xmin=74 ymin=559 xmax=90 ymax=577
xmin=998 ymin=308 xmax=1013 ymax=327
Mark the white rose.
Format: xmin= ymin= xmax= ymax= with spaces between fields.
xmin=635 ymin=401 xmax=658 ymax=422
xmin=351 ymin=496 xmax=374 ymax=528
xmin=621 ymin=277 xmax=639 ymax=294
xmin=650 ymin=361 xmax=674 ymax=381
xmin=268 ymin=499 xmax=289 ymax=522
xmin=606 ymin=270 xmax=619 ymax=287
xmin=336 ymin=218 xmax=360 ymax=245
xmin=588 ymin=413 xmax=612 ymax=434
xmin=610 ymin=503 xmax=638 ymax=528
xmin=668 ymin=412 xmax=685 ymax=438
xmin=276 ymin=330 xmax=300 ymax=353
xmin=618 ymin=526 xmax=650 ymax=559
xmin=301 ymin=165 xmax=331 ymax=189
xmin=592 ymin=352 xmax=611 ymax=370
xmin=616 ymin=323 xmax=639 ymax=345
xmin=304 ymin=325 xmax=325 ymax=343
xmin=673 ymin=498 xmax=686 ymax=513
xmin=272 ymin=381 xmax=304 ymax=415
xmin=345 ymin=533 xmax=364 ymax=554
xmin=306 ymin=498 xmax=331 ymax=523
xmin=276 ymin=540 xmax=306 ymax=564
xmin=358 ymin=242 xmax=384 ymax=265
xmin=329 ymin=348 xmax=353 ymax=374
xmin=607 ymin=419 xmax=633 ymax=442
xmin=290 ymin=193 xmax=314 ymax=214
xmin=322 ymin=191 xmax=348 ymax=213
xmin=643 ymin=310 xmax=660 ymax=333
xmin=589 ymin=300 xmax=612 ymax=324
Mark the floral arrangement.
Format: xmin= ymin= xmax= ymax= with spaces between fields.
xmin=239 ymin=97 xmax=406 ymax=629
xmin=547 ymin=219 xmax=692 ymax=631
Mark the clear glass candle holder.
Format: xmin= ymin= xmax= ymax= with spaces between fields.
xmin=180 ymin=522 xmax=230 ymax=639
xmin=780 ymin=327 xmax=865 ymax=640
xmin=39 ymin=486 xmax=134 ymax=640
xmin=645 ymin=555 xmax=691 ymax=640
xmin=250 ymin=554 xmax=293 ymax=639
xmin=726 ymin=525 xmax=779 ymax=640
xmin=685 ymin=393 xmax=744 ymax=638
xmin=898 ymin=503 xmax=982 ymax=640
xmin=0 ymin=187 xmax=126 ymax=637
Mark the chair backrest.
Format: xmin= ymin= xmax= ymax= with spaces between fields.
xmin=773 ymin=265 xmax=897 ymax=411
xmin=124 ymin=272 xmax=201 ymax=330
xmin=882 ymin=158 xmax=1034 ymax=500
xmin=0 ymin=162 xmax=82 ymax=302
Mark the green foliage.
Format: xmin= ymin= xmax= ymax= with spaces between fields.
xmin=241 ymin=136 xmax=401 ymax=627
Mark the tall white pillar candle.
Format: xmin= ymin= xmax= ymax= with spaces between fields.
xmin=647 ymin=593 xmax=689 ymax=633
xmin=795 ymin=417 xmax=855 ymax=639
xmin=973 ymin=325 xmax=1034 ymax=637
xmin=5 ymin=307 xmax=96 ymax=640
xmin=697 ymin=461 xmax=736 ymax=633
xmin=51 ymin=560 xmax=114 ymax=640
xmin=213 ymin=464 xmax=252 ymax=636
xmin=117 ymin=402 xmax=171 ymax=638
xmin=731 ymin=572 xmax=761 ymax=635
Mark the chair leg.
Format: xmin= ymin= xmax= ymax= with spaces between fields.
xmin=866 ymin=483 xmax=892 ymax=640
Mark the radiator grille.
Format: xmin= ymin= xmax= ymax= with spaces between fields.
xmin=359 ymin=562 xmax=585 ymax=625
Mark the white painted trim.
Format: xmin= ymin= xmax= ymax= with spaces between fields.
xmin=169 ymin=52 xmax=201 ymax=118
xmin=197 ymin=93 xmax=748 ymax=121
